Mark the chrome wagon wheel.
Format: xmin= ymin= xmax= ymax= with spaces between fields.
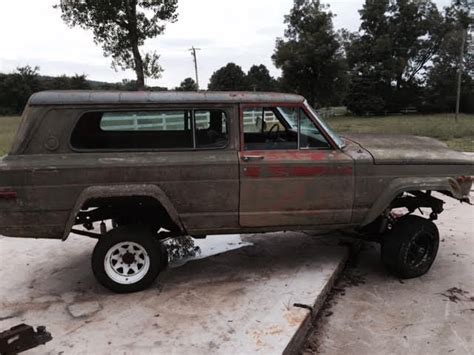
xmin=92 ymin=225 xmax=167 ymax=293
xmin=104 ymin=241 xmax=151 ymax=285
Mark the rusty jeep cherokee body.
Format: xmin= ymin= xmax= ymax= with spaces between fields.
xmin=0 ymin=91 xmax=472 ymax=292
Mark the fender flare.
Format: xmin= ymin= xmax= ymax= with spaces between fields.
xmin=62 ymin=184 xmax=185 ymax=240
xmin=360 ymin=176 xmax=465 ymax=227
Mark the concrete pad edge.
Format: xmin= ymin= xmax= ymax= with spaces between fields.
xmin=283 ymin=247 xmax=350 ymax=355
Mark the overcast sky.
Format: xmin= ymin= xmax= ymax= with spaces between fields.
xmin=0 ymin=0 xmax=452 ymax=89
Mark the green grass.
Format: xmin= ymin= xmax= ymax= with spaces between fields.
xmin=327 ymin=113 xmax=474 ymax=152
xmin=0 ymin=113 xmax=473 ymax=155
xmin=0 ymin=116 xmax=21 ymax=156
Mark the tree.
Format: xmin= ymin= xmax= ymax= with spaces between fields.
xmin=344 ymin=74 xmax=387 ymax=115
xmin=272 ymin=0 xmax=347 ymax=107
xmin=247 ymin=65 xmax=278 ymax=92
xmin=176 ymin=77 xmax=198 ymax=91
xmin=55 ymin=0 xmax=178 ymax=90
xmin=345 ymin=0 xmax=446 ymax=113
xmin=16 ymin=66 xmax=41 ymax=93
xmin=0 ymin=66 xmax=40 ymax=114
xmin=423 ymin=0 xmax=474 ymax=113
xmin=41 ymin=73 xmax=92 ymax=91
xmin=70 ymin=74 xmax=92 ymax=90
xmin=208 ymin=63 xmax=249 ymax=91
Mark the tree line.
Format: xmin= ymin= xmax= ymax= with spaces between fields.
xmin=0 ymin=0 xmax=472 ymax=115
xmin=0 ymin=64 xmax=278 ymax=114
xmin=0 ymin=67 xmax=169 ymax=115
xmin=208 ymin=0 xmax=473 ymax=114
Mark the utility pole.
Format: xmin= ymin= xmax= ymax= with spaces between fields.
xmin=189 ymin=46 xmax=201 ymax=91
xmin=455 ymin=28 xmax=467 ymax=123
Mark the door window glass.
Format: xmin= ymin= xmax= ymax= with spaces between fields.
xmin=243 ymin=107 xmax=298 ymax=150
xmin=299 ymin=109 xmax=331 ymax=149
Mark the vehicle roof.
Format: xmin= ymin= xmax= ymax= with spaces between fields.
xmin=28 ymin=91 xmax=305 ymax=106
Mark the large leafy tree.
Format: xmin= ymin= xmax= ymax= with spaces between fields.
xmin=208 ymin=63 xmax=249 ymax=91
xmin=345 ymin=0 xmax=446 ymax=114
xmin=55 ymin=0 xmax=178 ymax=90
xmin=247 ymin=65 xmax=278 ymax=92
xmin=272 ymin=0 xmax=347 ymax=107
xmin=423 ymin=0 xmax=473 ymax=113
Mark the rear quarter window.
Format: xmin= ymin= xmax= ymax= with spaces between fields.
xmin=70 ymin=109 xmax=228 ymax=150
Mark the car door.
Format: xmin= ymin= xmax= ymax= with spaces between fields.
xmin=239 ymin=103 xmax=354 ymax=228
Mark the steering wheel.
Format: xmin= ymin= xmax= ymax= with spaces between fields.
xmin=266 ymin=123 xmax=280 ymax=139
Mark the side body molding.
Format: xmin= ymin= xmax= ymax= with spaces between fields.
xmin=360 ymin=176 xmax=467 ymax=227
xmin=62 ymin=184 xmax=184 ymax=240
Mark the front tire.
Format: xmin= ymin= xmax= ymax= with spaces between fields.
xmin=92 ymin=225 xmax=166 ymax=293
xmin=381 ymin=215 xmax=439 ymax=279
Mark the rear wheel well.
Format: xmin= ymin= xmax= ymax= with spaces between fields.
xmin=74 ymin=196 xmax=182 ymax=236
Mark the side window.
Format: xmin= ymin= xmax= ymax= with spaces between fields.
xmin=243 ymin=106 xmax=298 ymax=150
xmin=299 ymin=109 xmax=331 ymax=149
xmin=194 ymin=110 xmax=228 ymax=148
xmin=72 ymin=110 xmax=194 ymax=150
xmin=100 ymin=111 xmax=191 ymax=132
xmin=71 ymin=109 xmax=228 ymax=150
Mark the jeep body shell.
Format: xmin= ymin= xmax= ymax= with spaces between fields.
xmin=0 ymin=91 xmax=472 ymax=240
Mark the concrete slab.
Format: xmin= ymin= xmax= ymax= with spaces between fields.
xmin=0 ymin=231 xmax=348 ymax=354
xmin=303 ymin=195 xmax=474 ymax=354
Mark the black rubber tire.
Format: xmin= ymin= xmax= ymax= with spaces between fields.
xmin=381 ymin=215 xmax=439 ymax=279
xmin=92 ymin=225 xmax=164 ymax=293
xmin=157 ymin=240 xmax=169 ymax=270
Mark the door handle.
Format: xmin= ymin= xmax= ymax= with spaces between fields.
xmin=241 ymin=155 xmax=264 ymax=162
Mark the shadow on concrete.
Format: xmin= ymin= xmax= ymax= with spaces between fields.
xmin=3 ymin=232 xmax=348 ymax=300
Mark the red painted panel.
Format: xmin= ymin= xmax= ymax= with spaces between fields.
xmin=0 ymin=191 xmax=17 ymax=200
xmin=251 ymin=166 xmax=354 ymax=178
xmin=268 ymin=166 xmax=289 ymax=177
xmin=244 ymin=150 xmax=328 ymax=161
xmin=291 ymin=166 xmax=353 ymax=177
xmin=244 ymin=167 xmax=262 ymax=178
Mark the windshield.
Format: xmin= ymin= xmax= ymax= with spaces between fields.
xmin=303 ymin=101 xmax=345 ymax=149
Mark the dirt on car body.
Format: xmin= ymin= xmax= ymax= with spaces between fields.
xmin=0 ymin=90 xmax=472 ymax=292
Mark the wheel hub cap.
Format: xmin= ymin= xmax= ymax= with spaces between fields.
xmin=104 ymin=241 xmax=151 ymax=285
xmin=122 ymin=252 xmax=135 ymax=265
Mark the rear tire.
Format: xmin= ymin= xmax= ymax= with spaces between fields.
xmin=381 ymin=215 xmax=439 ymax=279
xmin=92 ymin=225 xmax=166 ymax=293
xmin=157 ymin=239 xmax=169 ymax=270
